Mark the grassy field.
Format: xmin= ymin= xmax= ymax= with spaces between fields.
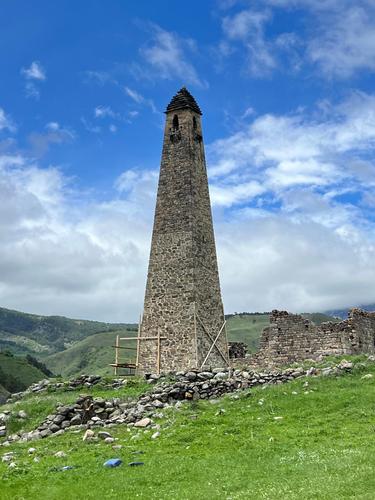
xmin=1 ymin=357 xmax=374 ymax=499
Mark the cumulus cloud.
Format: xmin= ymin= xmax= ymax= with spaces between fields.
xmin=0 ymin=156 xmax=155 ymax=321
xmin=139 ymin=25 xmax=207 ymax=88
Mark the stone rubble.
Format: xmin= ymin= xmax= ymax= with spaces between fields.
xmin=0 ymin=360 xmax=360 ymax=446
xmin=7 ymin=375 xmax=127 ymax=403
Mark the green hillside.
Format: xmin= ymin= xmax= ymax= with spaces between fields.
xmin=226 ymin=314 xmax=270 ymax=352
xmin=0 ymin=351 xmax=47 ymax=394
xmin=0 ymin=306 xmax=133 ymax=355
xmin=0 ymin=357 xmax=374 ymax=499
xmin=0 ymin=384 xmax=9 ymax=404
xmin=44 ymin=329 xmax=138 ymax=377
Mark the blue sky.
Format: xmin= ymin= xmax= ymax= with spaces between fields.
xmin=1 ymin=0 xmax=375 ymax=321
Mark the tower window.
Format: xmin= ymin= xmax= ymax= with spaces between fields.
xmin=193 ymin=116 xmax=197 ymax=130
xmin=172 ymin=114 xmax=179 ymax=130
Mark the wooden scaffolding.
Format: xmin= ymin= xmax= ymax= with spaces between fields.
xmin=111 ymin=305 xmax=230 ymax=375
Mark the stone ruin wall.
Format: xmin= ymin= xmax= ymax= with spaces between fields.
xmin=241 ymin=308 xmax=375 ymax=369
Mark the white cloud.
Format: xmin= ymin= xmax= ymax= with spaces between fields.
xmin=0 ymin=157 xmax=156 ymax=321
xmin=308 ymin=4 xmax=375 ymax=77
xmin=220 ymin=1 xmax=375 ymax=78
xmin=216 ymin=215 xmax=375 ymax=314
xmin=139 ymin=25 xmax=207 ymax=88
xmin=21 ymin=61 xmax=46 ymax=99
xmin=124 ymin=87 xmax=144 ymax=104
xmin=222 ymin=9 xmax=277 ymax=76
xmin=209 ymin=91 xmax=375 ymax=195
xmin=21 ymin=61 xmax=46 ymax=81
xmin=0 ymin=108 xmax=16 ymax=133
xmin=94 ymin=105 xmax=117 ymax=119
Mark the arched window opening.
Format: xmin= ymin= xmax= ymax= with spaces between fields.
xmin=193 ymin=116 xmax=197 ymax=130
xmin=172 ymin=114 xmax=179 ymax=130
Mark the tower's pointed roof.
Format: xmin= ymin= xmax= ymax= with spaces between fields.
xmin=165 ymin=87 xmax=202 ymax=115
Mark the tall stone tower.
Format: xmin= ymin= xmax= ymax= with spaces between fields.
xmin=137 ymin=87 xmax=229 ymax=374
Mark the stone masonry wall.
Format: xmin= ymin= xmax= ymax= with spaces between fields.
xmin=246 ymin=308 xmax=375 ymax=368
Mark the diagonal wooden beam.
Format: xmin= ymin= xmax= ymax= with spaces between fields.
xmin=196 ymin=313 xmax=229 ymax=366
xmin=200 ymin=321 xmax=226 ymax=369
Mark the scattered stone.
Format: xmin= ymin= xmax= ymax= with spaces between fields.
xmin=28 ymin=447 xmax=36 ymax=454
xmin=338 ymin=360 xmax=353 ymax=371
xmin=128 ymin=461 xmax=144 ymax=466
xmin=104 ymin=437 xmax=115 ymax=444
xmin=151 ymin=432 xmax=160 ymax=439
xmin=134 ymin=418 xmax=151 ymax=428
xmin=273 ymin=416 xmax=283 ymax=421
xmin=361 ymin=373 xmax=373 ymax=380
xmin=98 ymin=431 xmax=113 ymax=440
xmin=17 ymin=410 xmax=27 ymax=419
xmin=54 ymin=451 xmax=67 ymax=458
xmin=83 ymin=429 xmax=95 ymax=441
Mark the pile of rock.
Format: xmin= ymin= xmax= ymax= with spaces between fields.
xmin=0 ymin=360 xmax=357 ymax=446
xmin=7 ymin=375 xmax=127 ymax=403
xmin=228 ymin=342 xmax=248 ymax=359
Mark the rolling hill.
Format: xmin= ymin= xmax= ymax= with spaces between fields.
xmin=0 ymin=306 xmax=134 ymax=355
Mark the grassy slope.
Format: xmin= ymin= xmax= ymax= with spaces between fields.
xmin=44 ymin=329 xmax=138 ymax=377
xmin=226 ymin=314 xmax=270 ymax=352
xmin=0 ymin=384 xmax=9 ymax=404
xmin=1 ymin=357 xmax=374 ymax=499
xmin=0 ymin=353 xmax=46 ymax=393
xmin=0 ymin=306 xmax=132 ymax=355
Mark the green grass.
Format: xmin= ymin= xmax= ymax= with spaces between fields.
xmin=44 ymin=329 xmax=137 ymax=377
xmin=1 ymin=358 xmax=374 ymax=499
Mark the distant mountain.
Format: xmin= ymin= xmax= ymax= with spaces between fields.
xmin=0 ymin=306 xmax=135 ymax=355
xmin=325 ymin=304 xmax=375 ymax=320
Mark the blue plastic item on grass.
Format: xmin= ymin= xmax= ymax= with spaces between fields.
xmin=103 ymin=458 xmax=122 ymax=468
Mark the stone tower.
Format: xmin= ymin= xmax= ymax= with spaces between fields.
xmin=137 ymin=87 xmax=229 ymax=374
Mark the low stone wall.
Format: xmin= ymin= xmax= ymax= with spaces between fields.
xmin=244 ymin=308 xmax=375 ymax=368
xmin=2 ymin=363 xmax=334 ymax=445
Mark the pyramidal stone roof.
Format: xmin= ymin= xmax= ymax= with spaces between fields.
xmin=165 ymin=87 xmax=202 ymax=115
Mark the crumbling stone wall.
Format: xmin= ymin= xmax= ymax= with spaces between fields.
xmin=246 ymin=308 xmax=375 ymax=368
xmin=228 ymin=342 xmax=247 ymax=359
